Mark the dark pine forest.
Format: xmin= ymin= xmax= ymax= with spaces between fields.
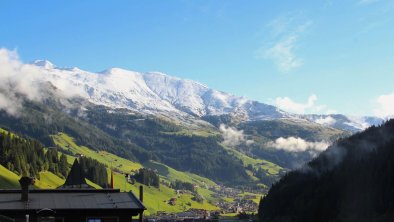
xmin=259 ymin=119 xmax=394 ymax=222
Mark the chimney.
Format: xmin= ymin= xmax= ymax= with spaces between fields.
xmin=139 ymin=185 xmax=143 ymax=202
xmin=139 ymin=185 xmax=144 ymax=222
xmin=110 ymin=171 xmax=114 ymax=189
xmin=19 ymin=177 xmax=34 ymax=201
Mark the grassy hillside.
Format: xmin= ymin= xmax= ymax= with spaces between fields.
xmin=53 ymin=132 xmax=218 ymax=188
xmin=86 ymin=178 xmax=102 ymax=189
xmin=84 ymin=108 xmax=251 ymax=185
xmin=143 ymin=161 xmax=217 ymax=187
xmin=0 ymin=128 xmax=102 ymax=189
xmin=241 ymin=119 xmax=348 ymax=141
xmin=0 ymin=164 xmax=20 ymax=189
xmin=0 ymin=165 xmax=66 ymax=189
xmin=161 ymin=128 xmax=219 ymax=137
xmin=0 ymin=127 xmax=67 ymax=189
xmin=223 ymin=146 xmax=283 ymax=175
xmin=52 ymin=132 xmax=142 ymax=172
xmin=0 ymin=129 xmax=262 ymax=216
xmin=0 ymin=129 xmax=260 ymax=215
xmin=35 ymin=171 xmax=65 ymax=188
xmin=112 ymin=172 xmax=219 ymax=215
xmin=53 ymin=132 xmax=226 ymax=215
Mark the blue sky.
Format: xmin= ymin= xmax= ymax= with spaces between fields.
xmin=1 ymin=0 xmax=394 ymax=116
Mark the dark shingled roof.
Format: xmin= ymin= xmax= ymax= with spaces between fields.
xmin=0 ymin=189 xmax=145 ymax=210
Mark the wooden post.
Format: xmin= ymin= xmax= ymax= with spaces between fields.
xmin=139 ymin=185 xmax=143 ymax=222
xmin=110 ymin=170 xmax=114 ymax=189
xmin=139 ymin=185 xmax=144 ymax=202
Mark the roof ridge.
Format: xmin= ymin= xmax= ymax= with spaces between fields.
xmin=0 ymin=189 xmax=121 ymax=193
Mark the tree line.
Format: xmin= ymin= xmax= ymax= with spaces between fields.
xmin=132 ymin=168 xmax=160 ymax=188
xmin=0 ymin=131 xmax=68 ymax=179
xmin=259 ymin=120 xmax=394 ymax=222
xmin=79 ymin=156 xmax=108 ymax=188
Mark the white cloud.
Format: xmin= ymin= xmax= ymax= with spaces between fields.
xmin=374 ymin=92 xmax=394 ymax=118
xmin=219 ymin=124 xmax=254 ymax=147
xmin=0 ymin=93 xmax=23 ymax=116
xmin=275 ymin=94 xmax=329 ymax=114
xmin=258 ymin=15 xmax=312 ymax=72
xmin=344 ymin=116 xmax=371 ymax=130
xmin=267 ymin=16 xmax=293 ymax=37
xmin=264 ymin=35 xmax=303 ymax=72
xmin=0 ymin=48 xmax=85 ymax=116
xmin=315 ymin=116 xmax=337 ymax=126
xmin=268 ymin=137 xmax=330 ymax=152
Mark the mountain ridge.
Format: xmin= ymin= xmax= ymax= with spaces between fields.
xmin=29 ymin=60 xmax=383 ymax=132
xmin=0 ymin=58 xmax=359 ymax=188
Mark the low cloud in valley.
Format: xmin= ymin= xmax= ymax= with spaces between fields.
xmin=268 ymin=136 xmax=330 ymax=152
xmin=219 ymin=124 xmax=254 ymax=147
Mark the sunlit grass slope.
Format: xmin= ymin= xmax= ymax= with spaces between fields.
xmin=143 ymin=161 xmax=216 ymax=187
xmin=53 ymin=132 xmax=223 ymax=215
xmin=35 ymin=171 xmax=65 ymax=188
xmin=222 ymin=145 xmax=283 ymax=175
xmin=52 ymin=132 xmax=142 ymax=172
xmin=0 ymin=165 xmax=67 ymax=189
xmin=0 ymin=164 xmax=20 ymax=189
xmin=51 ymin=132 xmax=265 ymax=215
xmin=111 ymin=172 xmax=219 ymax=215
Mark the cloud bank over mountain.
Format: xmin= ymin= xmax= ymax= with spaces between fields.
xmin=0 ymin=48 xmax=86 ymax=116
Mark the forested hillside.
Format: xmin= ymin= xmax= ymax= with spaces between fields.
xmin=0 ymin=128 xmax=108 ymax=188
xmin=0 ymin=130 xmax=68 ymax=179
xmin=0 ymin=129 xmax=238 ymax=215
xmin=0 ymin=93 xmax=347 ymax=188
xmin=0 ymin=99 xmax=251 ymax=185
xmin=259 ymin=119 xmax=394 ymax=222
xmin=84 ymin=107 xmax=251 ymax=184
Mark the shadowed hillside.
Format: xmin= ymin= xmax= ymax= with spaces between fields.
xmin=259 ymin=119 xmax=394 ymax=222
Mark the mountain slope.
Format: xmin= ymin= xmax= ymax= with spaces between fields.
xmin=259 ymin=119 xmax=394 ymax=222
xmin=303 ymin=114 xmax=385 ymax=132
xmin=31 ymin=61 xmax=290 ymax=121
xmin=0 ymin=57 xmax=372 ymax=190
xmin=51 ymin=132 xmax=239 ymax=215
xmin=0 ymin=164 xmax=20 ymax=189
xmin=27 ymin=60 xmax=382 ymax=133
xmin=0 ymin=128 xmax=226 ymax=215
xmin=0 ymin=164 xmax=68 ymax=189
xmin=0 ymin=79 xmax=348 ymax=187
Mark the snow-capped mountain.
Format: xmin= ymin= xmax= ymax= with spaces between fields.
xmin=30 ymin=60 xmax=382 ymax=132
xmin=303 ymin=114 xmax=385 ymax=132
xmin=32 ymin=60 xmax=290 ymax=121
